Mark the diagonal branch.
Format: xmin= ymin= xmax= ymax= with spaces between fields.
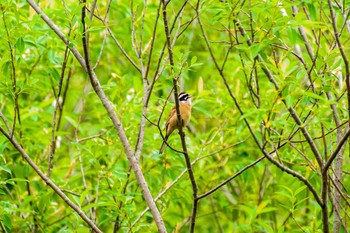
xmin=197 ymin=156 xmax=265 ymax=199
xmin=288 ymin=107 xmax=323 ymax=167
xmin=0 ymin=126 xmax=102 ymax=233
xmin=324 ymin=128 xmax=350 ymax=172
xmin=26 ymin=1 xmax=167 ymax=232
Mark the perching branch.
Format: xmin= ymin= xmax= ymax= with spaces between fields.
xmin=129 ymin=142 xmax=246 ymax=231
xmin=161 ymin=1 xmax=198 ymax=232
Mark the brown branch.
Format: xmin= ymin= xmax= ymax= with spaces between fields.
xmin=288 ymin=107 xmax=323 ymax=168
xmin=26 ymin=1 xmax=167 ymax=232
xmin=161 ymin=1 xmax=197 ymax=232
xmin=292 ymin=5 xmax=315 ymax=60
xmin=0 ymin=110 xmax=12 ymax=134
xmin=326 ymin=89 xmax=346 ymax=233
xmin=321 ymin=170 xmax=330 ymax=233
xmin=0 ymin=126 xmax=102 ymax=233
xmin=1 ymin=5 xmax=21 ymax=140
xmin=86 ymin=7 xmax=141 ymax=73
xmin=90 ymin=0 xmax=111 ymax=70
xmin=106 ymin=28 xmax=141 ymax=73
xmin=144 ymin=1 xmax=161 ymax=81
xmin=47 ymin=42 xmax=70 ymax=178
xmin=129 ymin=141 xmax=246 ymax=231
xmin=324 ymin=128 xmax=350 ymax=172
xmin=197 ymin=156 xmax=265 ymax=199
xmin=327 ymin=0 xmax=350 ymax=121
xmin=144 ymin=113 xmax=184 ymax=154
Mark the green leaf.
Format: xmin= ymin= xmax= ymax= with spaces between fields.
xmin=79 ymin=189 xmax=90 ymax=205
xmin=249 ymin=43 xmax=262 ymax=59
xmin=49 ymin=68 xmax=60 ymax=82
xmin=280 ymin=185 xmax=294 ymax=196
xmin=302 ymin=90 xmax=325 ymax=101
xmin=255 ymin=219 xmax=274 ymax=233
xmin=16 ymin=37 xmax=25 ymax=53
xmin=294 ymin=186 xmax=306 ymax=196
xmin=278 ymin=226 xmax=285 ymax=233
xmin=64 ymin=116 xmax=79 ymax=128
xmin=0 ymin=188 xmax=5 ymax=195
xmin=2 ymin=61 xmax=11 ymax=77
xmin=83 ymin=201 xmax=117 ymax=210
xmin=308 ymin=4 xmax=317 ymax=21
xmin=0 ymin=141 xmax=8 ymax=154
xmin=2 ymin=214 xmax=12 ymax=231
xmin=190 ymin=56 xmax=197 ymax=65
xmin=5 ymin=178 xmax=28 ymax=183
xmin=0 ymin=165 xmax=11 ymax=174
xmin=48 ymin=49 xmax=57 ymax=64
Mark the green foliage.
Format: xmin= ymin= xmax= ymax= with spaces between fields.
xmin=0 ymin=0 xmax=349 ymax=232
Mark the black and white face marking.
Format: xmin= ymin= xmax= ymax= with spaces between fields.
xmin=178 ymin=92 xmax=191 ymax=104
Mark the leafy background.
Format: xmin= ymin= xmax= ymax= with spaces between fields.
xmin=0 ymin=0 xmax=349 ymax=232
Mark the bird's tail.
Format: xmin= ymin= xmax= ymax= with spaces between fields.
xmin=159 ymin=135 xmax=168 ymax=154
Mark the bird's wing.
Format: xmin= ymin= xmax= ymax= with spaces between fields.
xmin=165 ymin=107 xmax=176 ymax=131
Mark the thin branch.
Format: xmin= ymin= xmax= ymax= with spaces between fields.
xmin=47 ymin=42 xmax=70 ymax=178
xmin=144 ymin=113 xmax=184 ymax=154
xmin=197 ymin=156 xmax=265 ymax=199
xmin=1 ymin=5 xmax=21 ymax=140
xmin=0 ymin=110 xmax=12 ymax=134
xmin=327 ymin=0 xmax=350 ymax=122
xmin=288 ymin=107 xmax=323 ymax=168
xmin=324 ymin=128 xmax=350 ymax=172
xmin=90 ymin=0 xmax=112 ymax=70
xmin=292 ymin=5 xmax=315 ymax=60
xmin=144 ymin=1 xmax=161 ymax=81
xmin=106 ymin=27 xmax=142 ymax=73
xmin=87 ymin=9 xmax=142 ymax=73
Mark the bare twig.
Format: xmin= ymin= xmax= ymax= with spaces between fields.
xmin=106 ymin=27 xmax=141 ymax=73
xmin=324 ymin=128 xmax=350 ymax=171
xmin=292 ymin=5 xmax=315 ymax=60
xmin=0 ymin=110 xmax=12 ymax=133
xmin=327 ymin=0 xmax=350 ymax=121
xmin=197 ymin=156 xmax=265 ymax=199
xmin=288 ymin=107 xmax=323 ymax=168
xmin=91 ymin=0 xmax=112 ymax=70
xmin=1 ymin=5 xmax=21 ymax=140
xmin=47 ymin=42 xmax=70 ymax=178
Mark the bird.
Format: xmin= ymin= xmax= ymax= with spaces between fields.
xmin=159 ymin=92 xmax=192 ymax=154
